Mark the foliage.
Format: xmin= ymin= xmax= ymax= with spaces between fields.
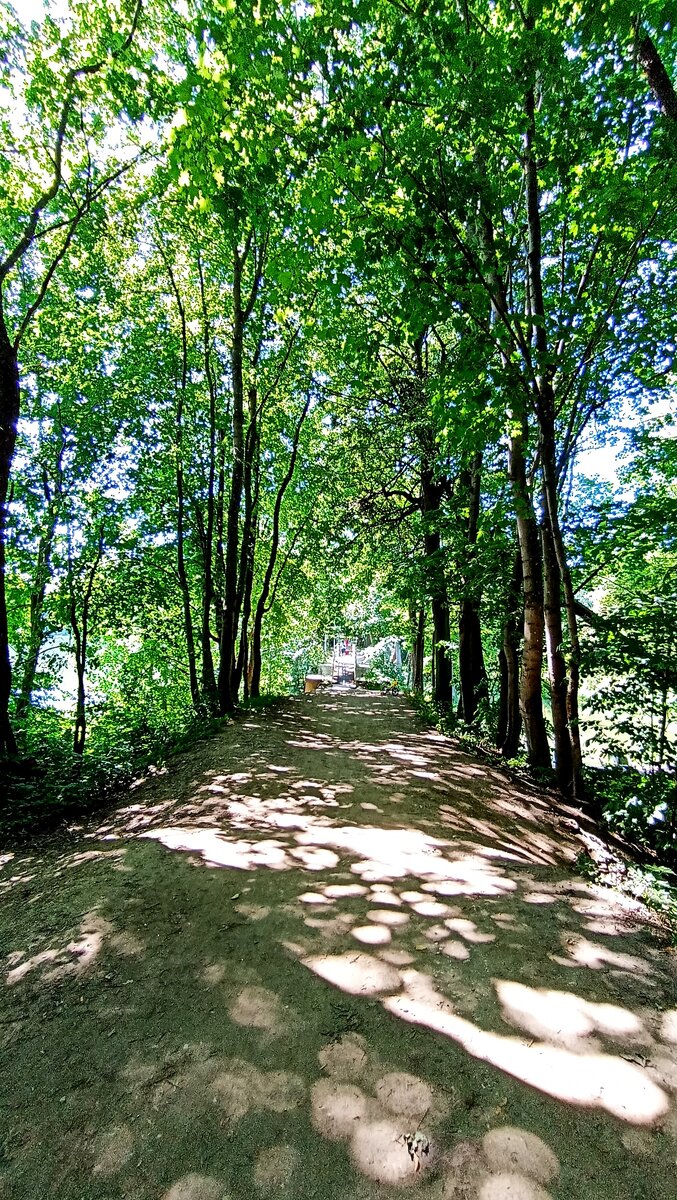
xmin=574 ymin=850 xmax=677 ymax=933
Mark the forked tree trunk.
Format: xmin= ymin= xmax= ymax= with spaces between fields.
xmin=218 ymin=255 xmax=246 ymax=713
xmin=249 ymin=391 xmax=310 ymax=699
xmin=218 ymin=234 xmax=265 ymax=713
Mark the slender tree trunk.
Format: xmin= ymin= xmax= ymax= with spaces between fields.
xmin=458 ymin=452 xmax=488 ymax=722
xmin=15 ymin=493 xmax=59 ymax=723
xmin=165 ymin=259 xmax=200 ymax=711
xmin=213 ymin=426 xmax=227 ymax=643
xmin=540 ymin=492 xmax=573 ymax=790
xmin=249 ymin=391 xmax=311 ymax=699
xmin=219 ymin=250 xmax=247 ymax=713
xmin=409 ymin=603 xmax=425 ymax=692
xmin=197 ymin=249 xmax=219 ymax=713
xmin=0 ymin=313 xmax=19 ymax=755
xmin=508 ymin=422 xmax=551 ymax=768
xmin=71 ymin=618 xmax=87 ymax=757
xmin=233 ymin=389 xmax=259 ymax=698
xmin=497 ymin=548 xmax=523 ymax=758
xmin=421 ymin=467 xmax=453 ymax=707
xmin=68 ymin=521 xmax=105 ymax=757
xmin=475 ymin=154 xmax=548 ymax=762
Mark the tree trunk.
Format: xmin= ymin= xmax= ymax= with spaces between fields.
xmin=458 ymin=452 xmax=487 ymax=723
xmin=508 ymin=425 xmax=551 ymax=769
xmin=233 ymin=388 xmax=259 ymax=698
xmin=541 ymin=447 xmax=584 ymax=794
xmin=213 ymin=425 xmax=227 ymax=643
xmin=219 ymin=249 xmax=247 ymax=713
xmin=249 ymin=391 xmax=311 ymax=699
xmin=458 ymin=601 xmax=487 ymax=722
xmin=0 ymin=315 xmax=19 ymax=754
xmin=166 ymin=260 xmax=200 ymax=712
xmin=68 ymin=521 xmax=105 ymax=757
xmin=540 ymin=493 xmax=573 ymax=790
xmin=409 ymin=603 xmax=425 ymax=692
xmin=497 ymin=549 xmax=523 ymax=758
xmin=197 ymin=249 xmax=219 ymax=713
xmin=633 ymin=26 xmax=677 ymax=120
xmin=421 ymin=468 xmax=453 ymax=707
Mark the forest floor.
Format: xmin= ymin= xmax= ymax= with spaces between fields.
xmin=1 ymin=689 xmax=677 ymax=1200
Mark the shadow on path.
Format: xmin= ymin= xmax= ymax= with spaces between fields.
xmin=1 ymin=691 xmax=675 ymax=1199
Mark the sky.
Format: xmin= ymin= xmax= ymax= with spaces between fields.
xmin=13 ymin=0 xmax=52 ymax=21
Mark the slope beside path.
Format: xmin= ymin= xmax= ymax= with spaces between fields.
xmin=1 ymin=689 xmax=676 ymax=1200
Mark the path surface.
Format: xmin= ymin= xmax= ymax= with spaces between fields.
xmin=1 ymin=690 xmax=676 ymax=1200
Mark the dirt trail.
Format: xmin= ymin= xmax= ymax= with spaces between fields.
xmin=1 ymin=690 xmax=676 ymax=1200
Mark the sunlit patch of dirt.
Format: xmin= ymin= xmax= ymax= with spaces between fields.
xmin=229 ymin=984 xmax=298 ymax=1036
xmin=4 ymin=908 xmax=141 ymax=986
xmin=162 ymin=1175 xmax=228 ymax=1200
xmin=481 ymin=1128 xmax=559 ymax=1185
xmin=253 ymin=1143 xmax=300 ymax=1190
xmin=91 ymin=1123 xmax=135 ymax=1176
xmin=319 ymin=1033 xmax=370 ymax=1082
xmin=374 ymin=1073 xmax=435 ymax=1122
xmin=311 ymin=1031 xmax=453 ymax=1188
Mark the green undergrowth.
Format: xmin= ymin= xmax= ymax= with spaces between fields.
xmin=573 ymin=850 xmax=677 ymax=938
xmin=1 ymin=693 xmax=287 ymax=845
xmin=412 ymin=692 xmax=677 ymax=870
xmin=410 ymin=691 xmax=553 ymax=785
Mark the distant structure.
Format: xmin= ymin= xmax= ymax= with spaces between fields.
xmin=319 ymin=635 xmax=367 ymax=685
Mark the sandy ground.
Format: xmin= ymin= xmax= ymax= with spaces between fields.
xmin=1 ymin=688 xmax=676 ymax=1200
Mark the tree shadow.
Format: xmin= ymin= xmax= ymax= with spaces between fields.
xmin=1 ymin=691 xmax=676 ymax=1198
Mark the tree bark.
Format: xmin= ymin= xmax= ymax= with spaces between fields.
xmin=634 ymin=28 xmax=677 ymax=120
xmin=409 ymin=602 xmax=425 ymax=692
xmin=218 ymin=251 xmax=244 ymax=712
xmin=421 ymin=467 xmax=453 ymax=706
xmin=69 ymin=520 xmax=105 ymax=756
xmin=508 ymin=422 xmax=551 ymax=768
xmin=249 ymin=390 xmax=311 ymax=699
xmin=497 ymin=548 xmax=523 ymax=758
xmin=0 ymin=314 xmax=19 ymax=754
xmin=540 ymin=492 xmax=573 ymax=790
xmin=196 ymin=249 xmax=219 ymax=713
xmin=164 ymin=257 xmax=200 ymax=712
xmin=458 ymin=452 xmax=487 ymax=723
xmin=233 ymin=387 xmax=259 ymax=698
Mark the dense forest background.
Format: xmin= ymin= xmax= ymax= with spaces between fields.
xmin=1 ymin=0 xmax=676 ymax=858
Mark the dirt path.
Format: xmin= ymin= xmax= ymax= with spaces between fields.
xmin=1 ymin=690 xmax=676 ymax=1200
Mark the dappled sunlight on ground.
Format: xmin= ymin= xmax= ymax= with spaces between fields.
xmin=1 ymin=690 xmax=676 ymax=1198
xmin=3 ymin=907 xmax=142 ymax=987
